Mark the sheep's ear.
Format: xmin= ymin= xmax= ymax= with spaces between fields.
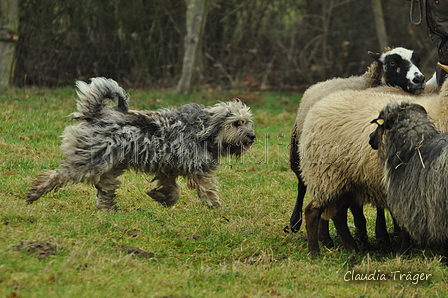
xmin=411 ymin=104 xmax=427 ymax=115
xmin=368 ymin=51 xmax=381 ymax=62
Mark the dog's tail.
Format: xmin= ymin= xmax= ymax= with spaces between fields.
xmin=73 ymin=77 xmax=129 ymax=120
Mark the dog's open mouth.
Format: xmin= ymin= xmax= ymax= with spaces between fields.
xmin=225 ymin=142 xmax=253 ymax=156
xmin=242 ymin=143 xmax=252 ymax=151
xmin=225 ymin=133 xmax=255 ymax=155
xmin=242 ymin=133 xmax=255 ymax=151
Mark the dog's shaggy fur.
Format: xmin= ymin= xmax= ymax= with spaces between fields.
xmin=26 ymin=77 xmax=255 ymax=209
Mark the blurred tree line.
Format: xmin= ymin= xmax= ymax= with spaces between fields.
xmin=12 ymin=0 xmax=435 ymax=90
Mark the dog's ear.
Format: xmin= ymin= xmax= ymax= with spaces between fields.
xmin=195 ymin=110 xmax=227 ymax=141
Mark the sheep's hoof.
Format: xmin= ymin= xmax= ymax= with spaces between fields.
xmin=319 ymin=238 xmax=334 ymax=249
xmin=308 ymin=250 xmax=320 ymax=258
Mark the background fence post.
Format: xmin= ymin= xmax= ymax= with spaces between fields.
xmin=177 ymin=0 xmax=208 ymax=94
xmin=371 ymin=0 xmax=389 ymax=51
xmin=0 ymin=0 xmax=18 ymax=88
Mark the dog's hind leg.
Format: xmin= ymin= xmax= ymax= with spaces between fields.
xmin=188 ymin=172 xmax=221 ymax=207
xmin=95 ymin=165 xmax=126 ymax=210
xmin=26 ymin=166 xmax=83 ymax=204
xmin=147 ymin=175 xmax=180 ymax=207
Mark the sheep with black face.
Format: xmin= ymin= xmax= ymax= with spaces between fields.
xmin=288 ymin=47 xmax=428 ymax=246
xmin=370 ymin=102 xmax=448 ymax=259
xmin=299 ymin=78 xmax=448 ymax=255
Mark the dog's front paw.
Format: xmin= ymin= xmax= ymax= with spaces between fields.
xmin=96 ymin=200 xmax=119 ymax=211
xmin=146 ymin=188 xmax=179 ymax=207
xmin=202 ymin=199 xmax=221 ymax=208
xmin=26 ymin=193 xmax=40 ymax=205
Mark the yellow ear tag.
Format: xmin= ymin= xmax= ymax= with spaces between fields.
xmin=376 ymin=119 xmax=385 ymax=126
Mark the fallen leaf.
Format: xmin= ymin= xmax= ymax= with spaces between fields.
xmin=4 ymin=169 xmax=16 ymax=175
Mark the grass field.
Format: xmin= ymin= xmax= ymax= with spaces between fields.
xmin=1 ymin=86 xmax=447 ymax=297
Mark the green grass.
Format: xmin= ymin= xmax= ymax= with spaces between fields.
xmin=1 ymin=87 xmax=447 ymax=297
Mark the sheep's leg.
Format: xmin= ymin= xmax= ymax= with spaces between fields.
xmin=288 ymin=136 xmax=304 ymax=233
xmin=332 ymin=196 xmax=358 ymax=251
xmin=187 ymin=172 xmax=221 ymax=207
xmin=316 ymin=203 xmax=366 ymax=249
xmin=392 ymin=214 xmax=402 ymax=235
xmin=289 ymin=175 xmax=306 ymax=232
xmin=147 ymin=175 xmax=180 ymax=207
xmin=399 ymin=228 xmax=411 ymax=254
xmin=375 ymin=207 xmax=391 ymax=245
xmin=351 ymin=203 xmax=369 ymax=248
xmin=318 ymin=219 xmax=334 ymax=248
xmin=442 ymin=241 xmax=448 ymax=265
xmin=305 ymin=200 xmax=325 ymax=255
xmin=95 ymin=165 xmax=126 ymax=210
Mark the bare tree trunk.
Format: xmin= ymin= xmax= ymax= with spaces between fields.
xmin=177 ymin=0 xmax=207 ymax=94
xmin=371 ymin=0 xmax=389 ymax=50
xmin=0 ymin=0 xmax=18 ymax=88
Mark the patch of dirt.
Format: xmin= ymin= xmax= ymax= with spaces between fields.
xmin=122 ymin=228 xmax=140 ymax=237
xmin=12 ymin=241 xmax=57 ymax=259
xmin=185 ymin=235 xmax=201 ymax=241
xmin=121 ymin=246 xmax=154 ymax=258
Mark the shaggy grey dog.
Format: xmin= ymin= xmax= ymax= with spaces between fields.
xmin=26 ymin=77 xmax=255 ymax=209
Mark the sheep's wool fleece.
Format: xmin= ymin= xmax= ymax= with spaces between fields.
xmin=299 ymin=84 xmax=447 ymax=209
xmin=382 ymin=105 xmax=448 ymax=244
xmin=292 ymin=74 xmax=377 ymax=142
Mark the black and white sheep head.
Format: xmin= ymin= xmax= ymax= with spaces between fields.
xmin=369 ymin=102 xmax=428 ymax=150
xmin=368 ymin=47 xmax=425 ymax=95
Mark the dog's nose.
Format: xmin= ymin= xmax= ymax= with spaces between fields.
xmin=247 ymin=133 xmax=256 ymax=141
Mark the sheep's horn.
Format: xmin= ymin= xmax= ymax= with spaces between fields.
xmin=437 ymin=62 xmax=448 ymax=73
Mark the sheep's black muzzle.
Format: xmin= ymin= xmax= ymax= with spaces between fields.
xmin=369 ymin=130 xmax=379 ymax=150
xmin=408 ymin=73 xmax=426 ymax=95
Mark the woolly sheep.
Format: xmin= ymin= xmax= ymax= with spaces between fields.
xmin=299 ymin=81 xmax=444 ymax=255
xmin=288 ymin=47 xmax=426 ymax=239
xmin=369 ymin=102 xmax=448 ymax=259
